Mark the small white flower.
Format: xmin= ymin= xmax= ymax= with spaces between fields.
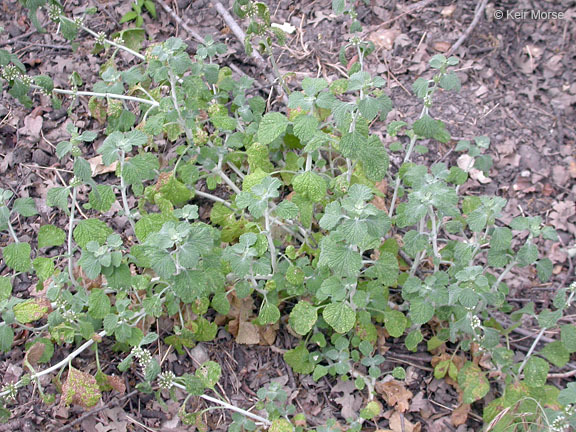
xmin=2 ymin=383 xmax=18 ymax=400
xmin=470 ymin=315 xmax=482 ymax=330
xmin=550 ymin=415 xmax=566 ymax=432
xmin=132 ymin=347 xmax=152 ymax=367
xmin=157 ymin=371 xmax=176 ymax=390
xmin=47 ymin=4 xmax=61 ymax=21
xmin=94 ymin=32 xmax=106 ymax=45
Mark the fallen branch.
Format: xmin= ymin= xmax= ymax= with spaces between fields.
xmin=447 ymin=0 xmax=489 ymax=56
xmin=213 ymin=0 xmax=288 ymax=103
xmin=156 ymin=0 xmax=206 ymax=44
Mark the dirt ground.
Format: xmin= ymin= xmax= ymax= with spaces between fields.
xmin=0 ymin=0 xmax=574 ymax=431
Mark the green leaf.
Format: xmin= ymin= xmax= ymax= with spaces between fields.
xmin=73 ymin=158 xmax=92 ymax=183
xmin=3 ymin=242 xmax=31 ymax=272
xmin=559 ymin=382 xmax=576 ymax=406
xmin=88 ymin=289 xmax=111 ymax=320
xmin=89 ymin=185 xmax=116 ymax=212
xmin=524 ymin=356 xmax=549 ymax=387
xmin=517 ymin=242 xmax=538 ymax=267
xmin=410 ymin=300 xmax=434 ymax=325
xmin=323 ymin=302 xmax=356 ymax=334
xmin=33 ymin=257 xmax=54 ymax=281
xmin=384 ymin=310 xmax=407 ymax=338
xmin=413 ymin=115 xmax=450 ymax=143
xmin=38 ymin=224 xmax=66 ymax=248
xmin=292 ymin=171 xmax=326 ymax=203
xmin=73 ymin=219 xmax=113 ymax=248
xmin=289 ymin=301 xmax=318 ymax=335
xmin=14 ymin=298 xmax=50 ymax=324
xmin=0 ymin=325 xmax=14 ymax=353
xmin=0 ymin=277 xmax=11 ymax=301
xmin=366 ymin=252 xmax=398 ymax=286
xmin=274 ymin=200 xmax=299 ymax=219
xmin=439 ymin=72 xmax=461 ymax=91
xmin=134 ymin=213 xmax=176 ymax=242
xmin=257 ymin=112 xmax=289 ymax=144
xmin=46 ymin=187 xmax=70 ymax=212
xmin=536 ymin=258 xmax=553 ymax=282
xmin=405 ymin=329 xmax=423 ymax=352
xmin=172 ymin=270 xmax=206 ymax=303
xmin=561 ymin=324 xmax=576 ymax=353
xmin=283 ymin=344 xmax=314 ymax=374
xmin=122 ymin=153 xmax=159 ymax=185
xmin=359 ymin=135 xmax=389 ymax=181
xmin=158 ymin=175 xmax=192 ymax=206
xmin=540 ymin=341 xmax=569 ymax=367
xmin=412 ymin=78 xmax=429 ymax=98
xmin=13 ymin=197 xmax=37 ymax=217
xmin=490 ymin=227 xmax=512 ymax=251
xmin=195 ymin=361 xmax=221 ymax=389
xmin=259 ymin=302 xmax=280 ymax=325
xmin=318 ymin=235 xmax=362 ymax=277
xmin=293 ymin=115 xmax=319 ymax=143
xmin=467 ymin=209 xmax=488 ymax=232
xmin=458 ymin=362 xmax=490 ymax=403
xmin=339 ymin=129 xmax=366 ymax=159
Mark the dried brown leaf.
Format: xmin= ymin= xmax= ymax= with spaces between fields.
xmin=451 ymin=403 xmax=470 ymax=426
xmin=235 ymin=321 xmax=260 ymax=344
xmin=375 ymin=379 xmax=413 ymax=413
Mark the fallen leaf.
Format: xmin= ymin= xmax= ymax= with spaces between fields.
xmin=375 ymin=379 xmax=413 ymax=413
xmin=89 ymin=155 xmax=117 ymax=176
xmin=368 ymin=28 xmax=400 ymax=50
xmin=432 ymin=41 xmax=451 ymax=52
xmin=235 ymin=320 xmax=260 ymax=344
xmin=451 ymin=403 xmax=470 ymax=426
xmin=388 ymin=411 xmax=421 ymax=432
xmin=18 ymin=113 xmax=43 ymax=137
xmin=441 ymin=5 xmax=456 ymax=17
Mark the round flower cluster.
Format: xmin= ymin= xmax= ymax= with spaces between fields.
xmin=1 ymin=383 xmax=18 ymax=400
xmin=157 ymin=371 xmax=176 ymax=390
xmin=550 ymin=415 xmax=566 ymax=432
xmin=46 ymin=4 xmax=62 ymax=21
xmin=62 ymin=309 xmax=80 ymax=322
xmin=131 ymin=347 xmax=152 ymax=367
xmin=96 ymin=32 xmax=107 ymax=45
xmin=1 ymin=65 xmax=20 ymax=81
xmin=470 ymin=315 xmax=482 ymax=331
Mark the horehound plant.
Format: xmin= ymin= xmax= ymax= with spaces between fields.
xmin=0 ymin=1 xmax=575 ymax=431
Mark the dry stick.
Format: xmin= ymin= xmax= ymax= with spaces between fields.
xmin=213 ymin=1 xmax=288 ymax=104
xmin=0 ymin=29 xmax=37 ymax=48
xmin=363 ymin=0 xmax=434 ymax=35
xmin=447 ymin=0 xmax=489 ymax=56
xmin=156 ymin=0 xmax=206 ymax=43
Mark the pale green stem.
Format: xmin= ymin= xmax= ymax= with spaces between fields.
xmin=6 ymin=218 xmax=19 ymax=243
xmin=409 ymin=217 xmax=426 ymax=277
xmin=67 ymin=186 xmax=77 ymax=287
xmin=428 ymin=206 xmax=440 ymax=273
xmin=264 ymin=209 xmax=277 ymax=274
xmin=119 ymin=150 xmax=136 ymax=232
xmin=262 ymin=39 xmax=290 ymax=96
xmin=172 ymin=382 xmax=270 ymax=426
xmin=214 ymin=168 xmax=241 ymax=195
xmin=60 ymin=16 xmax=146 ymax=60
xmin=31 ymin=85 xmax=159 ymax=107
xmin=518 ymin=289 xmax=576 ymax=374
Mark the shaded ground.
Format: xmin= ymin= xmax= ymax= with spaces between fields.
xmin=0 ymin=0 xmax=574 ymax=430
